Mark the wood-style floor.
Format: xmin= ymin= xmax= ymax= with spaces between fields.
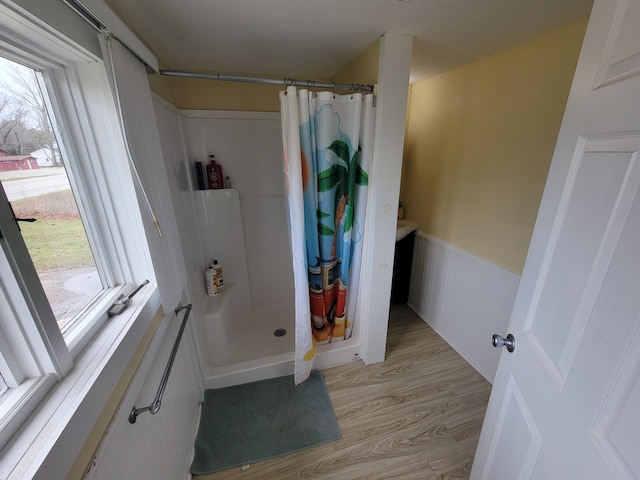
xmin=195 ymin=305 xmax=492 ymax=480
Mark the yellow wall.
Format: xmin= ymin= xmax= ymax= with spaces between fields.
xmin=403 ymin=19 xmax=588 ymax=274
xmin=149 ymin=73 xmax=342 ymax=112
xmin=147 ymin=74 xmax=177 ymax=106
xmin=332 ymin=40 xmax=379 ymax=86
xmin=149 ymin=40 xmax=381 ymax=111
xmin=164 ymin=76 xmax=284 ymax=111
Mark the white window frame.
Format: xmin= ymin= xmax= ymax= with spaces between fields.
xmin=39 ymin=62 xmax=141 ymax=355
xmin=0 ymin=2 xmax=160 ymax=476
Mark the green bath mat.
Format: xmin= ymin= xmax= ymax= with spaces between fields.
xmin=190 ymin=370 xmax=341 ymax=475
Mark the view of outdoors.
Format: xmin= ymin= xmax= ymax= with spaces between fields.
xmin=0 ymin=57 xmax=102 ymax=331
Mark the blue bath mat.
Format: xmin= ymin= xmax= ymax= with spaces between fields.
xmin=190 ymin=370 xmax=341 ymax=475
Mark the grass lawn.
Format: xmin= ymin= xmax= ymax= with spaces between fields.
xmin=18 ymin=218 xmax=95 ymax=270
xmin=10 ymin=190 xmax=95 ymax=271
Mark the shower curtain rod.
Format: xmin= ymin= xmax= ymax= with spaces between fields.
xmin=159 ymin=69 xmax=375 ymax=94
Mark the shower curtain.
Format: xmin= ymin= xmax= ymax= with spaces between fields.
xmin=280 ymin=86 xmax=374 ymax=384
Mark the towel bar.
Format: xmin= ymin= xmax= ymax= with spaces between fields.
xmin=129 ymin=303 xmax=192 ymax=424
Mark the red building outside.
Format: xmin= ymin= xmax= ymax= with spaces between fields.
xmin=0 ymin=150 xmax=40 ymax=171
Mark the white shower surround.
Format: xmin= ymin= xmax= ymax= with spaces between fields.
xmin=156 ymin=104 xmax=361 ymax=388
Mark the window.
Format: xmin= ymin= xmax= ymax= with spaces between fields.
xmin=0 ymin=4 xmax=155 ymax=455
xmin=0 ymin=57 xmax=104 ymax=333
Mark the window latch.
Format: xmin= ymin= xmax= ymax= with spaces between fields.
xmin=108 ymin=279 xmax=150 ymax=316
xmin=7 ymin=201 xmax=36 ymax=229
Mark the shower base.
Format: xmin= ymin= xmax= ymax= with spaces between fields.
xmin=195 ymin=298 xmax=361 ymax=389
xmin=201 ymin=304 xmax=295 ymax=389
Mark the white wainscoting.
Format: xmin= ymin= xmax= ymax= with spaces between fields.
xmin=86 ymin=312 xmax=202 ymax=480
xmin=408 ymin=232 xmax=520 ymax=383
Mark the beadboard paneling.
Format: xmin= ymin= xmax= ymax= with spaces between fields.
xmin=85 ymin=314 xmax=202 ymax=480
xmin=408 ymin=232 xmax=520 ymax=383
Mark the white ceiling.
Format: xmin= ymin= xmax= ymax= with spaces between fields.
xmin=103 ymin=0 xmax=593 ymax=84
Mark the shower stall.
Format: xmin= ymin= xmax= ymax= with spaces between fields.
xmin=158 ymin=106 xmax=361 ymax=388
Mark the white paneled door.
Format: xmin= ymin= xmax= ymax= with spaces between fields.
xmin=471 ymin=0 xmax=640 ymax=478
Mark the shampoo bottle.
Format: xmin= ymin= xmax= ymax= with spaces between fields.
xmin=213 ymin=161 xmax=223 ymax=189
xmin=205 ymin=262 xmax=218 ymax=296
xmin=213 ymin=259 xmax=224 ymax=287
xmin=206 ymin=155 xmax=224 ymax=189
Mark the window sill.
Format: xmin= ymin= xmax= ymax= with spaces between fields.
xmin=0 ymin=284 xmax=161 ymax=480
xmin=0 ymin=375 xmax=57 ymax=450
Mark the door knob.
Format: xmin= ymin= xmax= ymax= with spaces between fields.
xmin=492 ymin=333 xmax=515 ymax=353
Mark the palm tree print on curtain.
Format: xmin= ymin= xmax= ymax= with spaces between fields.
xmin=280 ymin=87 xmax=374 ymax=383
